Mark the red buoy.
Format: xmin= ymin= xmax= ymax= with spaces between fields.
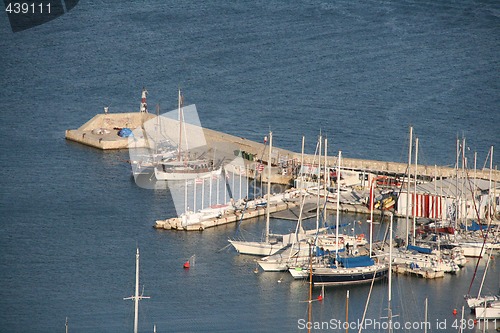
xmin=183 ymin=260 xmax=190 ymax=269
xmin=317 ymin=295 xmax=323 ymax=301
xmin=452 ymin=309 xmax=457 ymax=315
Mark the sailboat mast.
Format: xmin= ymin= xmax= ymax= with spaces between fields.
xmin=424 ymin=298 xmax=428 ymax=333
xmin=335 ymin=151 xmax=341 ymax=256
xmin=124 ymin=248 xmax=150 ymax=333
xmin=388 ymin=213 xmax=394 ymax=333
xmin=345 ymin=290 xmax=349 ymax=333
xmin=307 ymin=242 xmax=313 ymax=333
xmin=412 ymin=137 xmax=419 ymax=245
xmin=495 ymin=165 xmax=497 ymax=221
xmin=433 ymin=164 xmax=437 ymax=226
xmin=369 ymin=178 xmax=374 ymax=257
xmin=488 ymin=146 xmax=493 ymax=225
xmin=405 ymin=126 xmax=413 ymax=247
xmin=177 ymin=89 xmax=183 ymax=161
xmin=324 ymin=138 xmax=328 ymax=222
xmin=474 ymin=151 xmax=477 ymax=189
xmin=299 ymin=136 xmax=305 ymax=232
xmin=316 ymin=135 xmax=322 ymax=233
xmin=477 ymin=248 xmax=494 ymax=298
xmin=265 ymin=132 xmax=272 ymax=244
xmin=300 ymin=136 xmax=305 ymax=190
xmin=462 ymin=137 xmax=466 ymax=220
xmin=455 ymin=138 xmax=459 ymax=231
xmin=134 ymin=248 xmax=140 ymax=333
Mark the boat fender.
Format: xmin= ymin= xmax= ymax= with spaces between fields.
xmin=199 ymin=226 xmax=203 ymax=231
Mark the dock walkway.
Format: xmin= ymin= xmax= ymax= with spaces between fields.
xmin=154 ymin=200 xmax=298 ymax=231
xmin=67 ymin=112 xmax=499 ymax=181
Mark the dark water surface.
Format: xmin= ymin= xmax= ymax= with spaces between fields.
xmin=0 ymin=0 xmax=499 ymax=332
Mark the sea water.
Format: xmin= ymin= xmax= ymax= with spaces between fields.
xmin=0 ymin=0 xmax=499 ymax=332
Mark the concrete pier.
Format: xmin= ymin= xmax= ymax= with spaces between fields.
xmin=154 ymin=200 xmax=298 ymax=231
xmin=65 ymin=112 xmax=155 ymax=149
xmin=67 ymin=112 xmax=499 ymax=181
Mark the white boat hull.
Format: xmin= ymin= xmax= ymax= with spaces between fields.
xmin=229 ymin=240 xmax=285 ymax=256
xmin=475 ymin=303 xmax=500 ymax=319
xmin=154 ymin=166 xmax=221 ymax=181
xmin=289 ymin=267 xmax=309 ymax=279
xmin=458 ymin=243 xmax=500 ymax=258
xmin=467 ymin=295 xmax=499 ymax=309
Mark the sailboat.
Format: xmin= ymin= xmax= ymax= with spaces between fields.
xmin=228 ymin=131 xmax=287 ymax=256
xmin=465 ymin=246 xmax=500 ymax=320
xmin=474 ymin=300 xmax=500 ymax=320
xmin=154 ymin=89 xmax=222 ymax=181
xmin=465 ymin=248 xmax=499 ymax=311
xmin=124 ymin=248 xmax=150 ymax=333
xmin=290 ymin=151 xmax=389 ymax=285
xmin=258 ymin=136 xmax=332 ymax=271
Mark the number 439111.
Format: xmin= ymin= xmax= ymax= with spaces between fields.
xmin=5 ymin=2 xmax=51 ymax=14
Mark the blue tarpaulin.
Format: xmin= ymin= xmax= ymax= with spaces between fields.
xmin=407 ymin=244 xmax=433 ymax=254
xmin=118 ymin=128 xmax=133 ymax=137
xmin=460 ymin=220 xmax=488 ymax=231
xmin=337 ymin=255 xmax=374 ymax=268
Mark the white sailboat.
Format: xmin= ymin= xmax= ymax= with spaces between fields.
xmin=452 ymin=146 xmax=500 ymax=257
xmin=124 ymin=248 xmax=150 ymax=333
xmin=229 ymin=132 xmax=287 ymax=256
xmin=465 ymin=248 xmax=499 ymax=313
xmin=288 ymin=150 xmax=388 ymax=284
xmin=154 ymin=89 xmax=221 ymax=181
xmin=474 ymin=300 xmax=500 ymax=320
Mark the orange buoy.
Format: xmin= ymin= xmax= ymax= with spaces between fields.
xmin=452 ymin=309 xmax=457 ymax=315
xmin=183 ymin=260 xmax=190 ymax=269
xmin=317 ymin=294 xmax=323 ymax=301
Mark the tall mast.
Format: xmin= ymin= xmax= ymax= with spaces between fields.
xmin=324 ymin=138 xmax=328 ymax=223
xmin=307 ymin=242 xmax=313 ymax=333
xmin=412 ymin=137 xmax=418 ymax=245
xmin=488 ymin=146 xmax=493 ymax=225
xmin=124 ymin=248 xmax=150 ymax=333
xmin=474 ymin=151 xmax=477 ymax=191
xmin=455 ymin=138 xmax=459 ymax=231
xmin=462 ymin=137 xmax=466 ymax=222
xmin=388 ymin=212 xmax=394 ymax=333
xmin=434 ymin=164 xmax=437 ymax=215
xmin=405 ymin=126 xmax=413 ymax=247
xmin=369 ymin=177 xmax=374 ymax=257
xmin=335 ymin=150 xmax=341 ymax=256
xmin=177 ymin=89 xmax=183 ymax=161
xmin=300 ymin=136 xmax=305 ymax=190
xmin=299 ymin=136 xmax=305 ymax=232
xmin=265 ymin=132 xmax=272 ymax=243
xmin=316 ymin=135 xmax=322 ymax=233
xmin=494 ymin=164 xmax=497 ymax=222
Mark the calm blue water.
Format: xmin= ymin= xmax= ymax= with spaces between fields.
xmin=0 ymin=0 xmax=499 ymax=332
